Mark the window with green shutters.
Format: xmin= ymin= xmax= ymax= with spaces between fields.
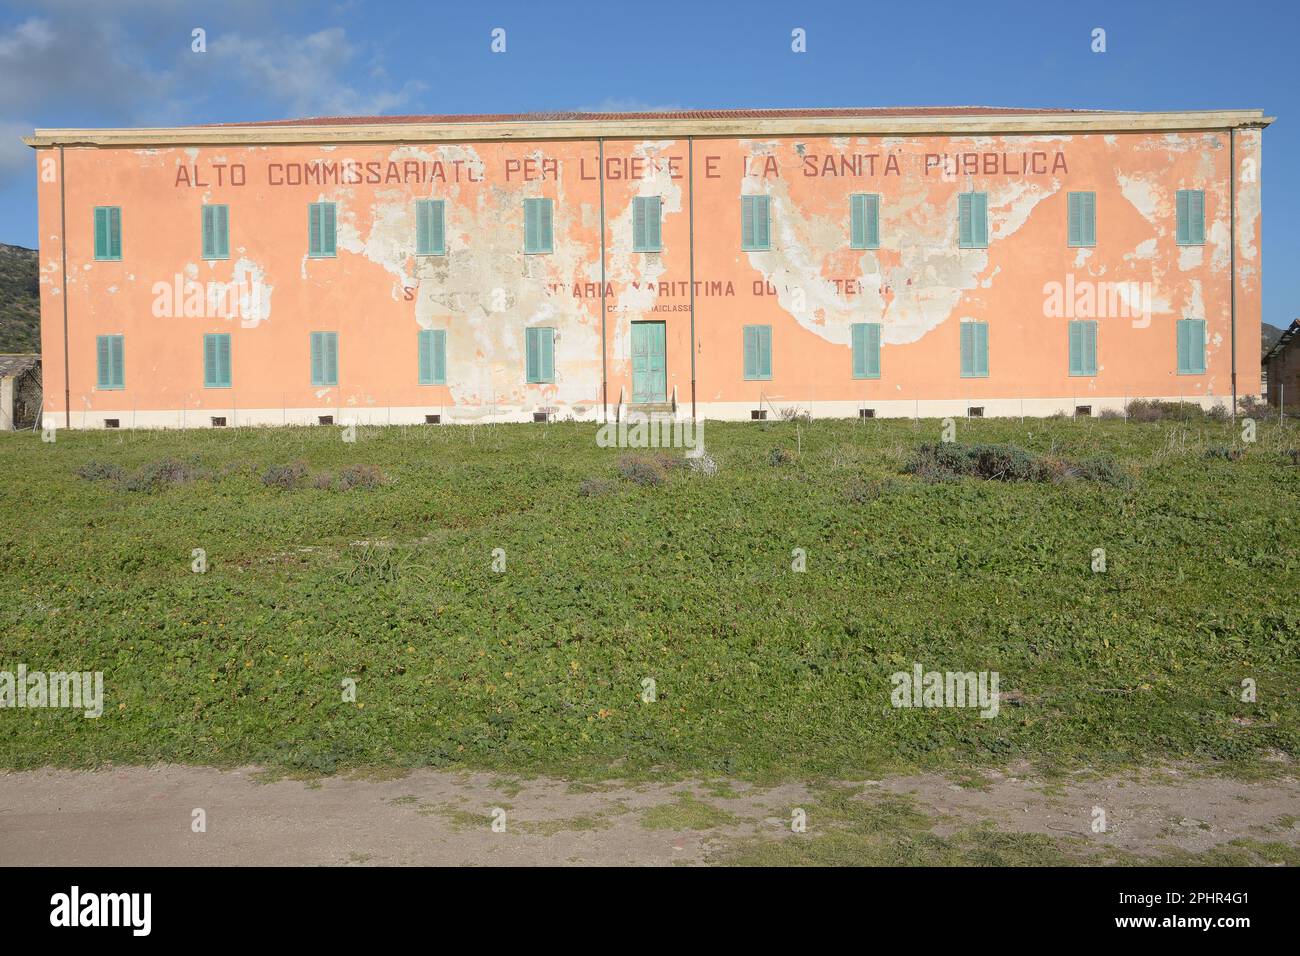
xmin=523 ymin=198 xmax=553 ymax=254
xmin=741 ymin=196 xmax=771 ymax=251
xmin=525 ymin=327 xmax=555 ymax=383
xmin=1067 ymin=192 xmax=1096 ymax=247
xmin=93 ymin=206 xmax=122 ymax=260
xmin=96 ymin=334 xmax=124 ymax=389
xmin=957 ymin=192 xmax=988 ymax=249
xmin=1068 ymin=320 xmax=1098 ymax=376
xmin=851 ymin=322 xmax=882 ymax=378
xmin=415 ymin=199 xmax=446 ymax=256
xmin=203 ymin=333 xmax=232 ymax=388
xmin=850 ymin=194 xmax=881 ymax=249
xmin=308 ymin=202 xmax=337 ymax=257
xmin=743 ymin=324 xmax=773 ymax=380
xmin=418 ymin=329 xmax=447 ymax=384
xmin=632 ymin=196 xmax=662 ymax=252
xmin=201 ymin=204 xmax=229 ymax=260
xmin=960 ymin=321 xmax=989 ymax=377
xmin=1176 ymin=318 xmax=1207 ymax=374
xmin=1176 ymin=189 xmax=1205 ymax=245
xmin=310 ymin=332 xmax=339 ymax=386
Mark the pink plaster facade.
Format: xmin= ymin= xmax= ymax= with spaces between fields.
xmin=29 ymin=109 xmax=1267 ymax=427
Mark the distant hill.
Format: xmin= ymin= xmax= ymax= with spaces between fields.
xmin=0 ymin=243 xmax=39 ymax=353
xmin=1263 ymin=322 xmax=1288 ymax=356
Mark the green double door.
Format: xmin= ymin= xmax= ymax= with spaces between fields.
xmin=631 ymin=321 xmax=667 ymax=404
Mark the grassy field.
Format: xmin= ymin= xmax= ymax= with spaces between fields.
xmin=1 ymin=415 xmax=1297 ymax=780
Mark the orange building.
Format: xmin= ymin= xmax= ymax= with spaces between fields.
xmin=24 ymin=106 xmax=1270 ymax=428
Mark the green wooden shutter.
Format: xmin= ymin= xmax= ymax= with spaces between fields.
xmin=204 ymin=333 xmax=232 ymax=387
xmin=742 ymin=196 xmax=770 ymax=250
xmin=743 ymin=325 xmax=772 ymax=380
xmin=94 ymin=207 xmax=121 ymax=260
xmin=1068 ymin=192 xmax=1097 ymax=247
xmin=1177 ymin=190 xmax=1205 ymax=246
xmin=416 ymin=200 xmax=445 ymax=255
xmin=525 ymin=328 xmax=554 ymax=383
xmin=309 ymin=203 xmax=336 ymax=257
xmin=203 ymin=206 xmax=229 ymax=259
xmin=960 ymin=193 xmax=988 ymax=248
xmin=633 ymin=196 xmax=661 ymax=252
xmin=852 ymin=322 xmax=881 ymax=378
xmin=524 ymin=199 xmax=553 ymax=254
xmin=850 ymin=195 xmax=866 ymax=249
xmin=310 ymin=333 xmax=323 ymax=384
xmin=322 ymin=203 xmax=336 ymax=256
xmin=94 ymin=208 xmax=108 ymax=259
xmin=850 ymin=195 xmax=880 ymax=249
xmin=418 ymin=329 xmax=447 ymax=384
xmin=309 ymin=204 xmax=322 ymax=256
xmin=216 ymin=205 xmax=229 ymax=258
xmin=310 ymin=332 xmax=338 ymax=385
xmin=1177 ymin=318 xmax=1206 ymax=374
xmin=97 ymin=334 xmax=124 ymax=389
xmin=1068 ymin=320 xmax=1097 ymax=375
xmin=202 ymin=206 xmax=215 ymax=259
xmin=108 ymin=207 xmax=121 ymax=259
xmin=961 ymin=323 xmax=989 ymax=377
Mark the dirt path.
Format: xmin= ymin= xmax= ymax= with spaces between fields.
xmin=2 ymin=764 xmax=1296 ymax=866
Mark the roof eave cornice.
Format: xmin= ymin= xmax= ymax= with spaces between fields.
xmin=22 ymin=110 xmax=1274 ymax=148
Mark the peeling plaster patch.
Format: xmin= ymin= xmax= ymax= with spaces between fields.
xmin=981 ymin=265 xmax=1001 ymax=288
xmin=1187 ymin=279 xmax=1205 ymax=319
xmin=1178 ymin=246 xmax=1203 ymax=271
xmin=107 ymin=285 xmax=118 ymax=294
xmin=184 ymin=262 xmax=199 ymax=281
xmin=1118 ymin=173 xmax=1161 ymax=225
xmin=1125 ymin=239 xmax=1158 ymax=263
xmin=233 ymin=258 xmax=273 ymax=327
xmin=185 ymin=147 xmax=199 ymax=162
xmin=1207 ymin=221 xmax=1231 ymax=273
xmin=1073 ymin=248 xmax=1092 ymax=269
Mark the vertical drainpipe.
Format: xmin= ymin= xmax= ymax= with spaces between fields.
xmin=1229 ymin=127 xmax=1238 ymax=419
xmin=59 ymin=145 xmax=70 ymax=430
xmin=598 ymin=138 xmax=608 ymax=423
xmin=688 ymin=138 xmax=697 ymax=420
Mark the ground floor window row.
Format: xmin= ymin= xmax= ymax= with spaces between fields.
xmin=92 ymin=320 xmax=1209 ymax=392
xmin=88 ymin=188 xmax=1209 ymax=262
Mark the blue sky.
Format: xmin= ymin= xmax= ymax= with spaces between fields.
xmin=0 ymin=0 xmax=1295 ymax=327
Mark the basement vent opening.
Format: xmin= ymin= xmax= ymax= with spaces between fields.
xmin=533 ymin=411 xmax=551 ymax=423
xmin=967 ymin=406 xmax=985 ymax=419
xmin=211 ymin=416 xmax=227 ymax=427
xmin=425 ymin=414 xmax=441 ymax=424
xmin=751 ymin=409 xmax=767 ymax=421
xmin=104 ymin=418 xmax=120 ymax=429
xmin=858 ymin=408 xmax=876 ymax=419
xmin=318 ymin=415 xmax=334 ymax=426
xmin=1075 ymin=405 xmax=1092 ymax=418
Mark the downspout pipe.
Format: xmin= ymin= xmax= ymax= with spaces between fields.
xmin=1229 ymin=128 xmax=1238 ymax=421
xmin=598 ymin=138 xmax=608 ymax=423
xmin=688 ymin=137 xmax=697 ymax=420
xmin=59 ymin=145 xmax=70 ymax=430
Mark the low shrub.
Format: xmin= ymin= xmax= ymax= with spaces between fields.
xmin=1125 ymin=399 xmax=1216 ymax=422
xmin=769 ymin=447 xmax=797 ymax=466
xmin=617 ymin=454 xmax=665 ymax=486
xmin=578 ymin=477 xmax=618 ymax=497
xmin=76 ymin=460 xmax=126 ymax=483
xmin=120 ymin=457 xmax=202 ymax=492
xmin=906 ymin=442 xmax=1128 ymax=486
xmin=843 ymin=477 xmax=895 ymax=504
xmin=336 ymin=464 xmax=387 ymax=490
xmin=262 ymin=461 xmax=308 ymax=489
xmin=1203 ymin=446 xmax=1245 ymax=461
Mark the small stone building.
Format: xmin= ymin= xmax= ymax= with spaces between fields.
xmin=0 ymin=354 xmax=41 ymax=430
xmin=1263 ymin=320 xmax=1299 ymax=409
